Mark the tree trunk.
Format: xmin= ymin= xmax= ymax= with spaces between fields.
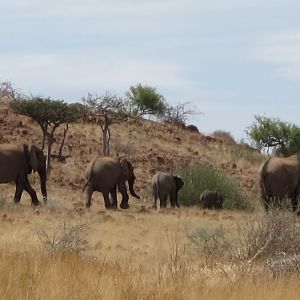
xmin=101 ymin=124 xmax=110 ymax=156
xmin=100 ymin=116 xmax=111 ymax=156
xmin=42 ymin=133 xmax=46 ymax=151
xmin=58 ymin=123 xmax=69 ymax=161
xmin=45 ymin=133 xmax=52 ymax=174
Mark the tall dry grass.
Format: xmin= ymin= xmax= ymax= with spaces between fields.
xmin=1 ymin=249 xmax=300 ymax=300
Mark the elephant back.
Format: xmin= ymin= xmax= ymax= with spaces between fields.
xmin=0 ymin=144 xmax=24 ymax=183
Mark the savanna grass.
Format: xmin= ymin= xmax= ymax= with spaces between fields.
xmin=178 ymin=164 xmax=253 ymax=210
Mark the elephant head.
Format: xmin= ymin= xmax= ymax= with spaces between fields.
xmin=27 ymin=145 xmax=47 ymax=203
xmin=120 ymin=158 xmax=140 ymax=199
xmin=174 ymin=175 xmax=184 ymax=191
xmin=215 ymin=192 xmax=224 ymax=209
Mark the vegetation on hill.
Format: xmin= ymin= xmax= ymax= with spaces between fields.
xmin=247 ymin=115 xmax=300 ymax=156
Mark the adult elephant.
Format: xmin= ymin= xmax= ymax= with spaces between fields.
xmin=82 ymin=157 xmax=140 ymax=209
xmin=258 ymin=155 xmax=300 ymax=213
xmin=151 ymin=172 xmax=184 ymax=209
xmin=0 ymin=144 xmax=47 ymax=205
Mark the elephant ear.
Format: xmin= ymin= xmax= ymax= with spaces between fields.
xmin=174 ymin=175 xmax=184 ymax=190
xmin=120 ymin=158 xmax=131 ymax=180
xmin=29 ymin=145 xmax=39 ymax=172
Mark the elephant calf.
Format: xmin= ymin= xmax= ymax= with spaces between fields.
xmin=151 ymin=172 xmax=184 ymax=209
xmin=199 ymin=190 xmax=224 ymax=210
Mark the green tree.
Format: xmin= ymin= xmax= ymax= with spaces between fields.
xmin=125 ymin=83 xmax=167 ymax=117
xmin=247 ymin=115 xmax=300 ymax=156
xmin=10 ymin=97 xmax=81 ymax=170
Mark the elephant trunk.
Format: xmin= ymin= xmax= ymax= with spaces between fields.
xmin=128 ymin=175 xmax=140 ymax=199
xmin=38 ymin=170 xmax=47 ymax=204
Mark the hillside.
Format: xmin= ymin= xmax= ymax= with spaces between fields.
xmin=0 ymin=97 xmax=262 ymax=209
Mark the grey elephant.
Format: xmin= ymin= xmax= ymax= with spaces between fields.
xmin=258 ymin=155 xmax=300 ymax=213
xmin=0 ymin=143 xmax=47 ymax=205
xmin=151 ymin=172 xmax=184 ymax=209
xmin=199 ymin=190 xmax=223 ymax=209
xmin=82 ymin=156 xmax=140 ymax=209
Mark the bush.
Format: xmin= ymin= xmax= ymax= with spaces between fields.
xmin=178 ymin=164 xmax=252 ymax=210
xmin=36 ymin=223 xmax=89 ymax=253
xmin=239 ymin=209 xmax=300 ymax=262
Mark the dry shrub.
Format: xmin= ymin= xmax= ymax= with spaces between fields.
xmin=187 ymin=208 xmax=300 ymax=279
xmin=238 ymin=209 xmax=300 ymax=264
xmin=229 ymin=143 xmax=263 ymax=166
xmin=187 ymin=226 xmax=233 ymax=266
xmin=160 ymin=231 xmax=188 ymax=282
xmin=36 ymin=222 xmax=89 ymax=253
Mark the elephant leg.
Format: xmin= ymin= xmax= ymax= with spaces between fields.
xmin=291 ymin=196 xmax=299 ymax=214
xmin=152 ymin=187 xmax=158 ymax=209
xmin=118 ymin=182 xmax=129 ymax=209
xmin=170 ymin=191 xmax=178 ymax=208
xmin=23 ymin=177 xmax=41 ymax=206
xmin=13 ymin=177 xmax=24 ymax=204
xmin=109 ymin=185 xmax=118 ymax=209
xmin=85 ymin=184 xmax=93 ymax=208
xmin=160 ymin=196 xmax=167 ymax=209
xmin=102 ymin=191 xmax=112 ymax=209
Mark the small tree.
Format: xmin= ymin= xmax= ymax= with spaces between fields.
xmin=82 ymin=93 xmax=129 ymax=156
xmin=10 ymin=97 xmax=81 ymax=171
xmin=57 ymin=103 xmax=82 ymax=160
xmin=0 ymin=81 xmax=23 ymax=100
xmin=247 ymin=115 xmax=300 ymax=156
xmin=125 ymin=83 xmax=167 ymax=117
xmin=162 ymin=102 xmax=201 ymax=128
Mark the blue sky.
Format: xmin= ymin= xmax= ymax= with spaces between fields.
xmin=1 ymin=1 xmax=300 ymax=141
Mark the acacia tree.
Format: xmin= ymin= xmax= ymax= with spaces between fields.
xmin=125 ymin=83 xmax=167 ymax=117
xmin=247 ymin=115 xmax=300 ymax=156
xmin=82 ymin=93 xmax=129 ymax=156
xmin=10 ymin=97 xmax=81 ymax=171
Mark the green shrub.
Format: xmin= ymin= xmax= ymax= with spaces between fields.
xmin=178 ymin=164 xmax=253 ymax=210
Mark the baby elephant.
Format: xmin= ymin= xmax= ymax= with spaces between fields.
xmin=199 ymin=190 xmax=224 ymax=209
xmin=151 ymin=172 xmax=184 ymax=209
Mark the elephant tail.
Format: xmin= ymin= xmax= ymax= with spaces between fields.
xmin=152 ymin=181 xmax=158 ymax=201
xmin=82 ymin=181 xmax=88 ymax=193
xmin=82 ymin=174 xmax=93 ymax=193
xmin=82 ymin=160 xmax=96 ymax=193
xmin=258 ymin=157 xmax=271 ymax=198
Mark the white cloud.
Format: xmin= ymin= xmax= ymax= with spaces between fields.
xmin=252 ymin=30 xmax=300 ymax=81
xmin=0 ymin=52 xmax=208 ymax=102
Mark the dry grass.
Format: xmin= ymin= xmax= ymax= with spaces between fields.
xmin=0 ymin=198 xmax=300 ymax=299
xmin=1 ymin=232 xmax=300 ymax=299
